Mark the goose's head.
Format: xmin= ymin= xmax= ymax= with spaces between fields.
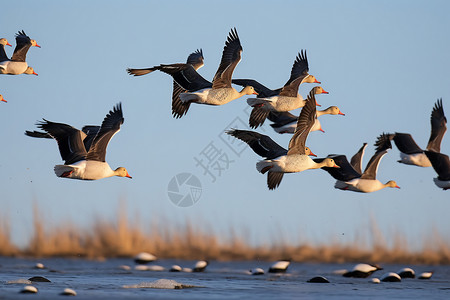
xmin=304 ymin=74 xmax=321 ymax=84
xmin=324 ymin=106 xmax=345 ymax=116
xmin=30 ymin=39 xmax=41 ymax=48
xmin=313 ymin=86 xmax=329 ymax=95
xmin=115 ymin=167 xmax=132 ymax=179
xmin=24 ymin=66 xmax=38 ymax=76
xmin=386 ymin=180 xmax=400 ymax=189
xmin=305 ymin=146 xmax=316 ymax=157
xmin=241 ymin=85 xmax=258 ymax=95
xmin=0 ymin=95 xmax=6 ymax=103
xmin=0 ymin=38 xmax=12 ymax=47
xmin=323 ymin=158 xmax=340 ymax=168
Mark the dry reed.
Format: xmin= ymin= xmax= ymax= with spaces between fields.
xmin=1 ymin=204 xmax=450 ymax=264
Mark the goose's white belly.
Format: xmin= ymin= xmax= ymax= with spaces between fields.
xmin=398 ymin=152 xmax=431 ymax=167
xmin=56 ymin=160 xmax=114 ymax=180
xmin=270 ymin=154 xmax=314 ymax=173
xmin=338 ymin=178 xmax=385 ymax=193
xmin=263 ymin=95 xmax=304 ymax=111
xmin=0 ymin=61 xmax=28 ymax=75
xmin=180 ymin=88 xmax=238 ymax=105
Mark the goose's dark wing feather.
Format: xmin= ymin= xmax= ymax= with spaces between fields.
xmin=86 ymin=103 xmax=124 ymax=162
xmin=29 ymin=119 xmax=87 ymax=165
xmin=268 ymin=111 xmax=298 ymax=126
xmin=212 ymin=28 xmax=242 ymax=89
xmin=11 ymin=30 xmax=32 ymax=62
xmin=0 ymin=44 xmax=10 ymax=62
xmin=226 ymin=129 xmax=287 ymax=159
xmin=267 ymin=172 xmax=284 ymax=190
xmin=316 ymin=154 xmax=361 ymax=181
xmin=154 ymin=63 xmax=212 ymax=91
xmin=232 ymin=79 xmax=277 ymax=98
xmin=81 ymin=125 xmax=101 ymax=152
xmin=279 ymin=50 xmax=310 ymax=97
xmin=427 ymin=98 xmax=447 ymax=152
xmin=392 ymin=133 xmax=423 ymax=154
xmin=186 ymin=48 xmax=204 ymax=70
xmin=424 ymin=151 xmax=450 ymax=180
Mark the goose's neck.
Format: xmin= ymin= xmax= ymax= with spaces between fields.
xmin=316 ymin=107 xmax=332 ymax=117
xmin=238 ymin=87 xmax=251 ymax=97
xmin=312 ymin=160 xmax=329 ymax=169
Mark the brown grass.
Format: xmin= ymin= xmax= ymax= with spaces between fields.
xmin=2 ymin=203 xmax=450 ymax=264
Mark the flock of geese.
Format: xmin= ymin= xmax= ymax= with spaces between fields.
xmin=2 ymin=29 xmax=448 ymax=192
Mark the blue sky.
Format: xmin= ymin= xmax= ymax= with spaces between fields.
xmin=1 ymin=0 xmax=449 ymax=250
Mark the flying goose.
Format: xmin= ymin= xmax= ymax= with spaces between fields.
xmin=25 ymin=103 xmax=131 ymax=180
xmin=378 ymin=99 xmax=446 ymax=167
xmin=128 ymin=28 xmax=257 ymax=116
xmin=319 ymin=134 xmax=400 ymax=193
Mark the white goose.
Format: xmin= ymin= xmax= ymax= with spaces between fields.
xmin=268 ymin=105 xmax=345 ymax=134
xmin=230 ymin=90 xmax=339 ymax=190
xmin=127 ymin=49 xmax=205 ymax=118
xmin=380 ymin=99 xmax=446 ymax=167
xmin=0 ymin=30 xmax=40 ymax=75
xmin=131 ymin=28 xmax=257 ymax=115
xmin=233 ymin=51 xmax=323 ymax=128
xmin=319 ymin=134 xmax=400 ymax=193
xmin=25 ymin=103 xmax=131 ymax=180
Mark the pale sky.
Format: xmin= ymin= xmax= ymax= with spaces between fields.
xmin=1 ymin=0 xmax=449 ymax=250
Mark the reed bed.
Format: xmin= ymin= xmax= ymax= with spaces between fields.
xmin=2 ymin=205 xmax=450 ymax=264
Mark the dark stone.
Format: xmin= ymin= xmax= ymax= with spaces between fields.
xmin=28 ymin=276 xmax=51 ymax=282
xmin=307 ymin=276 xmax=330 ymax=283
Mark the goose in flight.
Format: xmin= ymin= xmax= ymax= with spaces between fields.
xmin=25 ymin=103 xmax=131 ymax=180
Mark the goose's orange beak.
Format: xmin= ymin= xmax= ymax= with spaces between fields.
xmin=321 ymin=89 xmax=329 ymax=94
xmin=34 ymin=43 xmax=41 ymax=48
xmin=1 ymin=97 xmax=6 ymax=103
xmin=6 ymin=42 xmax=12 ymax=47
xmin=315 ymin=100 xmax=321 ymax=107
xmin=309 ymin=151 xmax=317 ymax=157
xmin=126 ymin=173 xmax=132 ymax=179
xmin=334 ymin=164 xmax=340 ymax=168
xmin=314 ymin=79 xmax=321 ymax=84
xmin=339 ymin=111 xmax=345 ymax=116
xmin=33 ymin=71 xmax=38 ymax=76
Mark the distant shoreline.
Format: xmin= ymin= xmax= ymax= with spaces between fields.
xmin=1 ymin=206 xmax=449 ymax=265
